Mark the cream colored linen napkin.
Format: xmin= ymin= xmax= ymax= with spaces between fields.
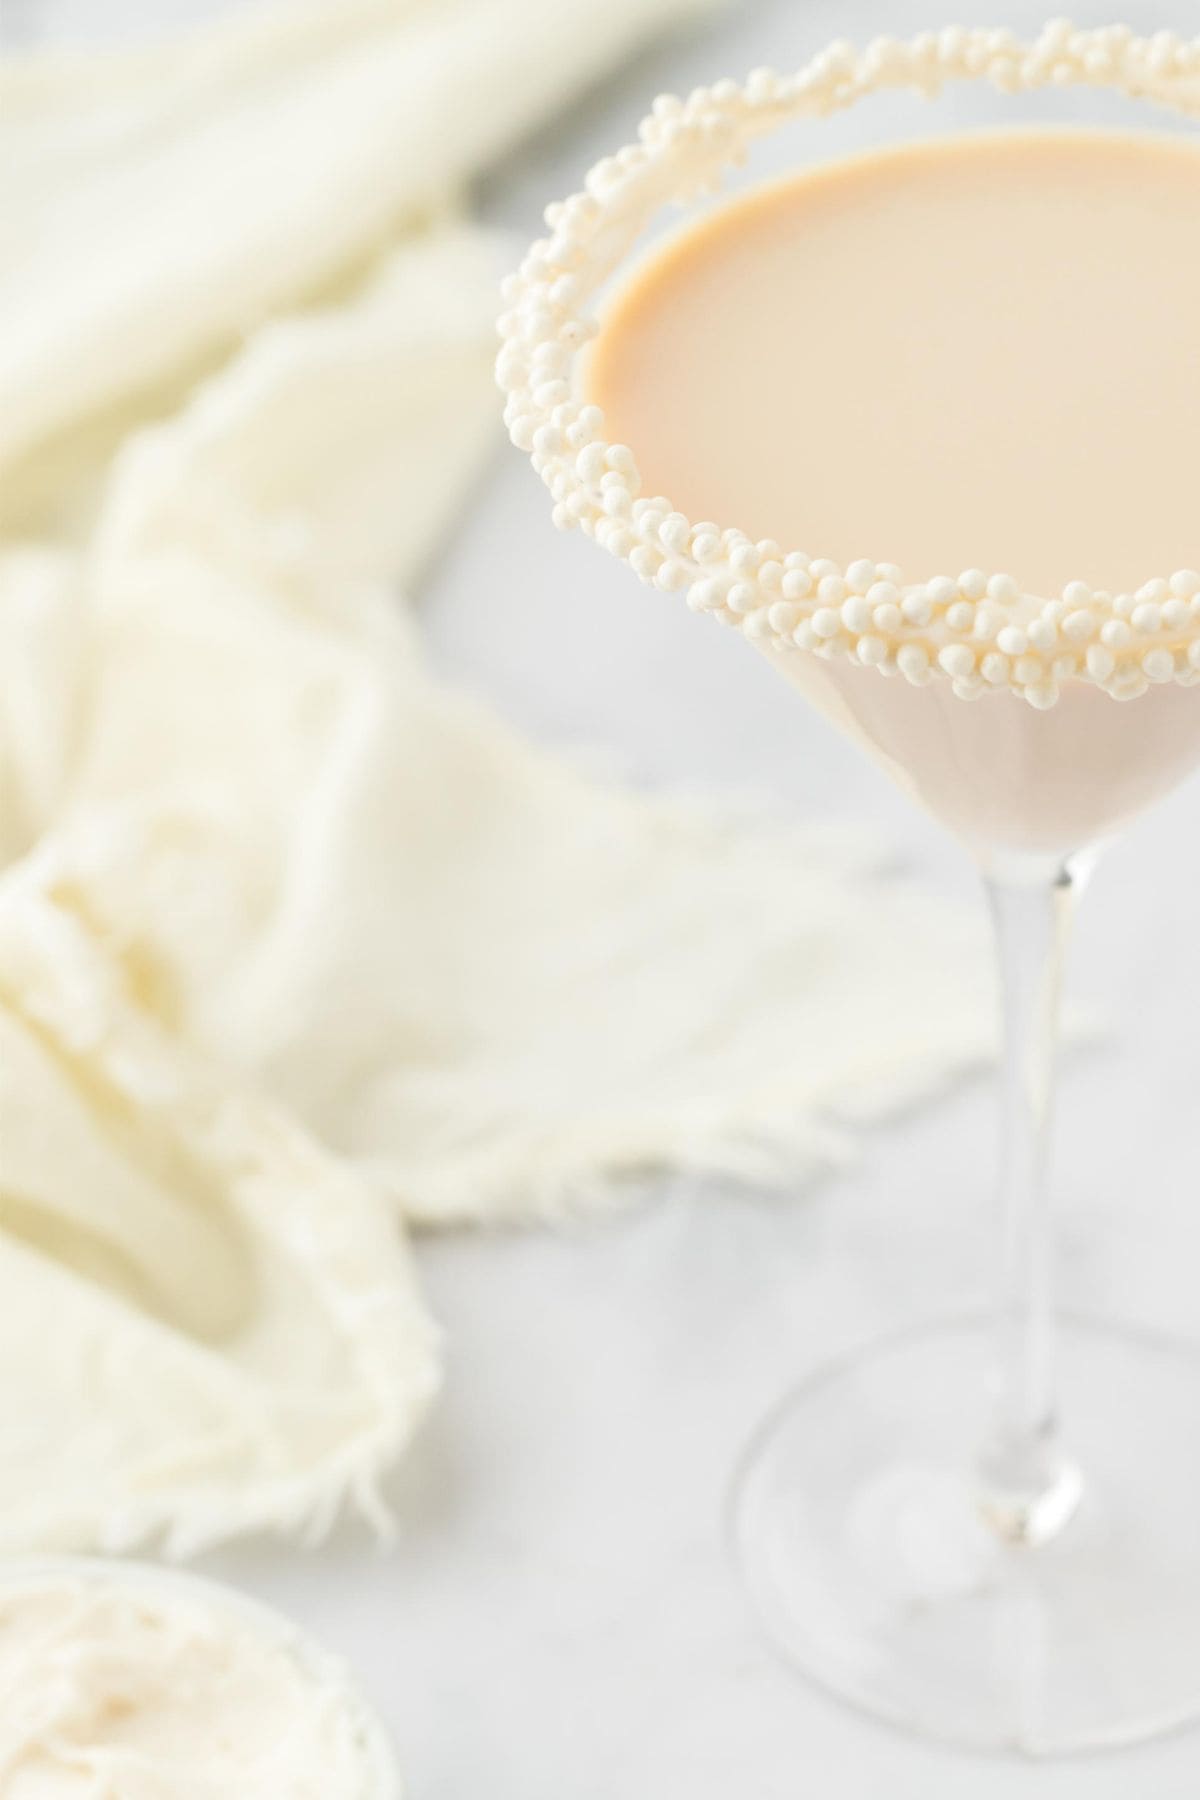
xmin=0 ymin=0 xmax=989 ymax=1555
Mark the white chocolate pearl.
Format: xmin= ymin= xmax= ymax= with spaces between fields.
xmin=1025 ymin=683 xmax=1058 ymax=710
xmin=576 ymin=444 xmax=607 ymax=483
xmin=728 ymin=582 xmax=759 ymax=614
xmin=938 ymin=644 xmax=976 ymax=678
xmin=743 ymin=607 xmax=773 ymax=638
xmin=872 ymin=601 xmax=903 ymax=633
xmin=1113 ymin=593 xmax=1136 ymax=618
xmin=1131 ymin=602 xmax=1162 ymax=634
xmin=840 ymin=596 xmax=872 ymax=632
xmin=1137 ymin=578 xmax=1169 ymax=605
xmin=875 ymin=562 xmax=905 ymax=585
xmin=550 ymin=274 xmax=581 ymax=308
xmin=1015 ymin=654 xmax=1044 ymax=685
xmin=730 ymin=542 xmax=760 ymax=575
xmin=1142 ymin=647 xmax=1175 ymax=681
xmin=531 ymin=342 xmax=570 ymax=379
xmin=812 ymin=607 xmax=842 ymax=638
xmin=857 ymin=635 xmax=888 ymax=665
xmin=809 ymin=558 xmax=840 ymax=580
xmin=867 ymin=580 xmax=900 ymax=609
xmin=1162 ymin=599 xmax=1191 ymax=632
xmin=688 ymin=579 xmax=724 ymax=612
xmin=1062 ymin=580 xmax=1092 ymax=609
xmin=897 ymin=643 xmax=930 ymax=682
xmin=747 ymin=65 xmax=784 ymax=103
xmin=630 ymin=546 xmax=659 ymax=580
xmin=606 ymin=444 xmax=637 ymax=474
xmin=1101 ymin=618 xmax=1132 ymax=649
xmin=865 ymin=35 xmax=906 ymax=76
xmin=781 ymin=568 xmax=813 ymax=600
xmin=958 ymin=568 xmax=987 ymax=600
xmin=1027 ymin=617 xmax=1058 ymax=652
xmin=533 ymin=378 xmax=569 ymax=409
xmin=972 ymin=604 xmax=1001 ymax=640
xmin=1062 ymin=608 xmax=1096 ymax=641
xmin=692 ymin=532 xmax=722 ymax=563
xmin=817 ymin=574 xmax=848 ymax=605
xmin=926 ymin=577 xmax=959 ymax=608
xmin=997 ymin=626 xmax=1028 ymax=656
xmin=846 ymin=558 xmax=877 ymax=593
xmin=768 ymin=601 xmax=803 ymax=633
xmin=660 ymin=513 xmax=691 ymax=552
xmin=793 ymin=622 xmax=818 ymax=651
xmin=1085 ymin=645 xmax=1115 ymax=680
xmin=988 ymin=573 xmax=1020 ymax=604
xmin=945 ymin=600 xmax=975 ymax=633
xmin=981 ymin=652 xmax=1011 ymax=684
xmin=901 ymin=591 xmax=933 ymax=626
xmin=1170 ymin=569 xmax=1200 ymax=599
xmin=656 ymin=559 xmax=689 ymax=591
xmin=523 ymin=308 xmax=556 ymax=344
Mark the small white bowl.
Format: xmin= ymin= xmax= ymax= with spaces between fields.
xmin=0 ymin=1555 xmax=402 ymax=1797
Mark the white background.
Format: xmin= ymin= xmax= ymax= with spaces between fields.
xmin=14 ymin=1 xmax=1200 ymax=1794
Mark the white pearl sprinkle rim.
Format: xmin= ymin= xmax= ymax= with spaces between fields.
xmin=497 ymin=21 xmax=1200 ymax=710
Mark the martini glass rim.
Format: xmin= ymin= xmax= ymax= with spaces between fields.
xmin=497 ymin=20 xmax=1200 ymax=713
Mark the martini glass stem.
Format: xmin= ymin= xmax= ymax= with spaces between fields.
xmin=975 ymin=854 xmax=1083 ymax=1545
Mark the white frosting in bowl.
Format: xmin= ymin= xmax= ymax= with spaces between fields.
xmin=0 ymin=1560 xmax=400 ymax=1798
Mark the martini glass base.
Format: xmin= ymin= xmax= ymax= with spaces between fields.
xmin=730 ymin=1316 xmax=1200 ymax=1755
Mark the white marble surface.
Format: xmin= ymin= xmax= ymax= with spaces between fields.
xmin=19 ymin=0 xmax=1200 ymax=1792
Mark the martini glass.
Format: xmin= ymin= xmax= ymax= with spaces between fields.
xmin=499 ymin=24 xmax=1200 ymax=1754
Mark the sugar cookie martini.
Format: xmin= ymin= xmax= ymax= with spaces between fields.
xmin=500 ymin=22 xmax=1200 ymax=1756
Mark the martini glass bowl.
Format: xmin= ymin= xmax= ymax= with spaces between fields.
xmin=498 ymin=22 xmax=1200 ymax=1754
